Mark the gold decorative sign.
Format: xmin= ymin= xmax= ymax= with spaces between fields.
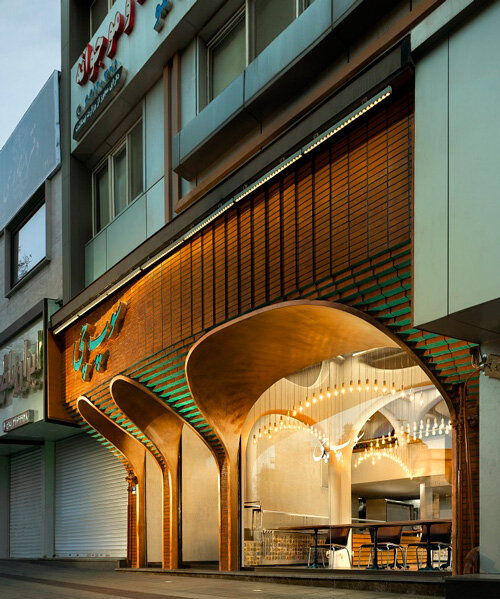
xmin=73 ymin=302 xmax=127 ymax=382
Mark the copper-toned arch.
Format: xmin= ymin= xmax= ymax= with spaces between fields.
xmin=77 ymin=396 xmax=158 ymax=568
xmin=110 ymin=376 xmax=184 ymax=569
xmin=185 ymin=300 xmax=455 ymax=569
xmin=109 ymin=376 xmax=225 ymax=569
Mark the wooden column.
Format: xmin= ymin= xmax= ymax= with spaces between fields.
xmin=110 ymin=376 xmax=218 ymax=569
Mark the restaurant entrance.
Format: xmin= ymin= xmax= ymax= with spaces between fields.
xmin=241 ymin=347 xmax=452 ymax=570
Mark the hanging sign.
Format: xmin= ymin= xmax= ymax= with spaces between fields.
xmin=3 ymin=410 xmax=35 ymax=433
xmin=0 ymin=334 xmax=43 ymax=406
xmin=73 ymin=302 xmax=127 ymax=382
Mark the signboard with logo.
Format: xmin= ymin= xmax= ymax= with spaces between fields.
xmin=0 ymin=319 xmax=44 ymax=434
xmin=70 ymin=0 xmax=183 ymax=149
xmin=72 ymin=302 xmax=127 ymax=382
xmin=71 ymin=0 xmax=147 ymax=141
xmin=3 ymin=410 xmax=35 ymax=433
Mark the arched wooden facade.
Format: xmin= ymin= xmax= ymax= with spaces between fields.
xmin=53 ymin=87 xmax=478 ymax=573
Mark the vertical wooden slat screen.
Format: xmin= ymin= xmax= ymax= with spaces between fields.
xmin=61 ymin=90 xmax=414 ymax=403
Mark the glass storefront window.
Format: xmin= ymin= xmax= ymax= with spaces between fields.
xmin=11 ymin=203 xmax=46 ymax=285
xmin=243 ymin=350 xmax=452 ymax=569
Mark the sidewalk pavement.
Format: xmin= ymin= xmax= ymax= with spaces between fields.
xmin=0 ymin=560 xmax=432 ymax=599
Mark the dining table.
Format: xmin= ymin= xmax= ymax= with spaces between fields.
xmin=279 ymin=518 xmax=452 ymax=570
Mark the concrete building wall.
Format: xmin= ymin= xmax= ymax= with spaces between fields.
xmin=479 ymin=342 xmax=500 ymax=574
xmin=413 ymin=0 xmax=500 ymax=574
xmin=0 ymin=168 xmax=63 ymax=328
xmin=413 ymin=0 xmax=500 ymax=338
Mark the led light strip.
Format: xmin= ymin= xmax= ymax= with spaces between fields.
xmin=302 ymin=87 xmax=392 ymax=154
xmin=53 ymin=87 xmax=392 ymax=335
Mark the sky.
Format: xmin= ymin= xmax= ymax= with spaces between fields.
xmin=0 ymin=0 xmax=61 ymax=149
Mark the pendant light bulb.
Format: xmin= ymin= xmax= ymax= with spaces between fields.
xmin=374 ymin=379 xmax=379 ymax=392
xmin=391 ymin=382 xmax=396 ymax=395
xmin=258 ymin=428 xmax=262 ymax=438
xmin=382 ymin=381 xmax=387 ymax=393
xmin=312 ymin=393 xmax=317 ymax=404
xmin=305 ymin=396 xmax=310 ymax=408
xmin=299 ymin=402 xmax=303 ymax=412
xmin=334 ymin=384 xmax=338 ymax=397
xmin=365 ymin=378 xmax=370 ymax=391
xmin=319 ymin=390 xmax=324 ymax=401
xmin=341 ymin=383 xmax=346 ymax=395
xmin=292 ymin=407 xmax=297 ymax=416
xmin=326 ymin=387 xmax=331 ymax=399
xmin=349 ymin=380 xmax=354 ymax=392
xmin=253 ymin=434 xmax=257 ymax=445
xmin=357 ymin=379 xmax=362 ymax=392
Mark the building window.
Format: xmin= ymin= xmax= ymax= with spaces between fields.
xmin=254 ymin=0 xmax=295 ymax=57
xmin=90 ymin=0 xmax=117 ymax=37
xmin=93 ymin=121 xmax=143 ymax=234
xmin=205 ymin=1 xmax=313 ymax=102
xmin=208 ymin=9 xmax=246 ymax=100
xmin=11 ymin=203 xmax=46 ymax=286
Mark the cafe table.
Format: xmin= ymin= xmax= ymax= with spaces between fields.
xmin=279 ymin=518 xmax=452 ymax=570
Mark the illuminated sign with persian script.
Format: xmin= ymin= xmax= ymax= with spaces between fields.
xmin=73 ymin=302 xmax=127 ymax=382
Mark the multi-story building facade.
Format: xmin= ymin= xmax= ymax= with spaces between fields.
xmin=27 ymin=0 xmax=498 ymax=593
xmin=0 ymin=71 xmax=77 ymax=559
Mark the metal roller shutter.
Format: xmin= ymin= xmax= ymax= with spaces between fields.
xmin=10 ymin=448 xmax=43 ymax=558
xmin=55 ymin=434 xmax=128 ymax=557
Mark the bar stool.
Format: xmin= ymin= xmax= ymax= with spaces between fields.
xmin=358 ymin=525 xmax=406 ymax=569
xmin=308 ymin=527 xmax=351 ymax=568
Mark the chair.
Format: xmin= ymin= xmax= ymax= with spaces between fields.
xmin=308 ymin=527 xmax=351 ymax=568
xmin=358 ymin=525 xmax=406 ymax=569
xmin=430 ymin=522 xmax=452 ymax=568
xmin=405 ymin=523 xmax=452 ymax=570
